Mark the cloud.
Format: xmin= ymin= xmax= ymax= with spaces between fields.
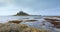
xmin=0 ymin=0 xmax=60 ymax=15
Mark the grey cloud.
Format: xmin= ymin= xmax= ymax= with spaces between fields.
xmin=12 ymin=0 xmax=60 ymax=11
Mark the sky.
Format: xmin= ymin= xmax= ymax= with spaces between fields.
xmin=0 ymin=0 xmax=60 ymax=16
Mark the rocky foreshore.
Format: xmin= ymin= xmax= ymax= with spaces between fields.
xmin=1 ymin=18 xmax=60 ymax=32
xmin=0 ymin=23 xmax=51 ymax=32
xmin=44 ymin=18 xmax=60 ymax=32
xmin=44 ymin=18 xmax=60 ymax=28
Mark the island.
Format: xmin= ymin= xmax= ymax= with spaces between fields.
xmin=14 ymin=11 xmax=29 ymax=16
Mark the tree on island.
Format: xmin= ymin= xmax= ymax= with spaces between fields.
xmin=15 ymin=11 xmax=29 ymax=16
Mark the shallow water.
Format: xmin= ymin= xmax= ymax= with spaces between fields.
xmin=0 ymin=15 xmax=42 ymax=23
xmin=0 ymin=16 xmax=58 ymax=32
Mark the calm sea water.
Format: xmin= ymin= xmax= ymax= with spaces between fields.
xmin=0 ymin=16 xmax=42 ymax=23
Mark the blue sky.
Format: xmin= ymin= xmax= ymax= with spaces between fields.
xmin=0 ymin=0 xmax=60 ymax=16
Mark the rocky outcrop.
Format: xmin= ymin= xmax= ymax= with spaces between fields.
xmin=0 ymin=23 xmax=28 ymax=32
xmin=44 ymin=18 xmax=60 ymax=28
xmin=24 ymin=20 xmax=37 ymax=22
xmin=22 ymin=28 xmax=51 ymax=32
xmin=8 ymin=20 xmax=22 ymax=24
xmin=8 ymin=20 xmax=38 ymax=24
xmin=0 ymin=23 xmax=51 ymax=32
xmin=0 ymin=23 xmax=4 ymax=28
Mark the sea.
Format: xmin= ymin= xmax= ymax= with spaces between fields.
xmin=0 ymin=15 xmax=42 ymax=23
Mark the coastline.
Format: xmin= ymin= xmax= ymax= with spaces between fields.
xmin=0 ymin=16 xmax=60 ymax=32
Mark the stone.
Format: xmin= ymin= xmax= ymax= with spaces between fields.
xmin=24 ymin=20 xmax=37 ymax=22
xmin=8 ymin=20 xmax=22 ymax=24
xmin=0 ymin=23 xmax=5 ymax=28
xmin=0 ymin=23 xmax=28 ymax=32
xmin=22 ymin=28 xmax=51 ymax=32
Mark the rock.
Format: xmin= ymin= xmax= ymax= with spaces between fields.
xmin=22 ymin=28 xmax=51 ymax=32
xmin=0 ymin=23 xmax=51 ymax=32
xmin=0 ymin=23 xmax=28 ymax=32
xmin=0 ymin=23 xmax=5 ymax=28
xmin=51 ymin=22 xmax=60 ymax=25
xmin=8 ymin=20 xmax=22 ymax=24
xmin=22 ymin=28 xmax=40 ymax=32
xmin=55 ymin=25 xmax=60 ymax=28
xmin=18 ymin=24 xmax=28 ymax=28
xmin=44 ymin=18 xmax=60 ymax=29
xmin=24 ymin=20 xmax=37 ymax=22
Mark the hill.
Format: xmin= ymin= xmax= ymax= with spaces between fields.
xmin=14 ymin=11 xmax=29 ymax=16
